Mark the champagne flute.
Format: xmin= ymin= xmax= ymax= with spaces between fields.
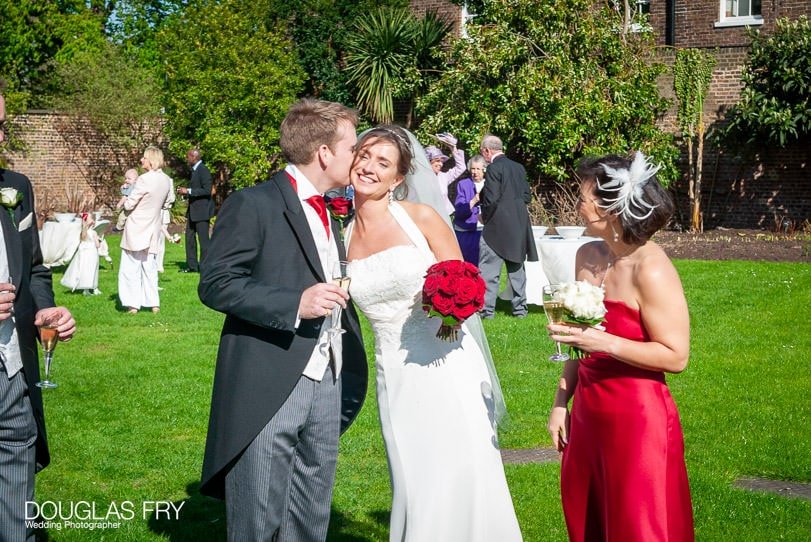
xmin=542 ymin=284 xmax=570 ymax=362
xmin=36 ymin=313 xmax=60 ymax=388
xmin=326 ymin=261 xmax=351 ymax=338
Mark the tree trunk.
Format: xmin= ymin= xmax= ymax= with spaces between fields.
xmin=692 ymin=110 xmax=705 ymax=232
xmin=686 ymin=128 xmax=696 ymax=231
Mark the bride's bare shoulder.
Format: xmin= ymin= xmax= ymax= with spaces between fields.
xmin=397 ymin=201 xmax=441 ymax=223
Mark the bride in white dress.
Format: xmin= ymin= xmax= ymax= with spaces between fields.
xmin=345 ymin=125 xmax=522 ymax=541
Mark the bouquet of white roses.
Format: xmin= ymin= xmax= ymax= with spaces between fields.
xmin=551 ymin=281 xmax=607 ymax=359
xmin=555 ymin=281 xmax=607 ymax=326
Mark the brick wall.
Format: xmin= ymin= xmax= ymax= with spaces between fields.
xmin=654 ymin=0 xmax=811 ymax=48
xmin=653 ymin=1 xmax=811 ymax=229
xmin=3 ymin=111 xmax=163 ymax=218
xmin=409 ymin=0 xmax=461 ymax=32
xmin=4 ymin=112 xmax=99 ymax=216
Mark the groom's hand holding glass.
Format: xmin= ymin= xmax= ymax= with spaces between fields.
xmin=298 ymin=282 xmax=349 ymax=321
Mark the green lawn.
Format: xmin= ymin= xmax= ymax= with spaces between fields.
xmin=32 ymin=239 xmax=810 ymax=540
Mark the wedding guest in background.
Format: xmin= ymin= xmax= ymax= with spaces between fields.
xmin=453 ymin=154 xmax=487 ymax=265
xmin=425 ymin=132 xmax=465 ymax=215
xmin=118 ymin=146 xmax=172 ymax=314
xmin=114 ymin=168 xmax=138 ymax=232
xmin=547 ymin=152 xmax=694 ymax=541
xmin=478 ymin=134 xmax=537 ymax=319
xmin=156 ymin=176 xmax=176 ymax=274
xmin=0 ymin=86 xmax=77 ymax=541
xmin=198 ymin=99 xmax=367 ymax=541
xmin=177 ymin=148 xmax=214 ymax=273
xmin=60 ymin=212 xmax=101 ymax=295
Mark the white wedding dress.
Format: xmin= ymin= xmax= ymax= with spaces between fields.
xmin=348 ymin=203 xmax=522 ymax=542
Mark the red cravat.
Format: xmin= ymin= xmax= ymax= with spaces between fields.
xmin=287 ymin=172 xmax=330 ymax=238
xmin=306 ymin=194 xmax=330 ymax=239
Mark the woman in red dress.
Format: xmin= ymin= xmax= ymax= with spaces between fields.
xmin=547 ymin=152 xmax=694 ymax=541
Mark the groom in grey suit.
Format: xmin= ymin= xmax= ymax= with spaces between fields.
xmin=0 ymin=88 xmax=76 ymax=541
xmin=198 ymin=99 xmax=367 ymax=541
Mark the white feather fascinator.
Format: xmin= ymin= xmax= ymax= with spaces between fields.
xmin=597 ymin=151 xmax=660 ymax=221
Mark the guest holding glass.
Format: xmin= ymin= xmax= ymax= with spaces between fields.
xmin=118 ymin=146 xmax=172 ymax=314
xmin=0 ymin=85 xmax=76 ymax=541
xmin=547 ymin=152 xmax=694 ymax=541
xmin=453 ymin=154 xmax=487 ymax=265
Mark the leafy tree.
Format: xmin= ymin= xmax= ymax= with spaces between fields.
xmin=344 ymin=7 xmax=451 ymax=126
xmin=0 ymin=1 xmax=108 ymax=107
xmin=46 ymin=40 xmax=164 ymax=208
xmin=158 ymin=0 xmax=306 ymax=190
xmin=674 ymin=48 xmax=715 ymax=232
xmin=266 ymin=0 xmax=407 ymax=104
xmin=722 ymin=16 xmax=811 ymax=147
xmin=418 ymin=0 xmax=677 ymax=185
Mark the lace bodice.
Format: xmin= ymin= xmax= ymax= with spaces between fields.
xmin=349 ymin=243 xmax=439 ymax=351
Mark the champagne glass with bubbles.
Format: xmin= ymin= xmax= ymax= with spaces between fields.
xmin=36 ymin=313 xmax=60 ymax=388
xmin=326 ymin=261 xmax=351 ymax=338
xmin=543 ymin=284 xmax=570 ymax=362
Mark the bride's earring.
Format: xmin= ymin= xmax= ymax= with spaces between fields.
xmin=388 ymin=189 xmax=394 ymax=203
xmin=610 ymin=222 xmax=619 ymax=243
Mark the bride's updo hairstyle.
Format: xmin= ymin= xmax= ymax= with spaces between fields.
xmin=354 ymin=124 xmax=414 ymax=200
xmin=577 ymin=152 xmax=674 ymax=245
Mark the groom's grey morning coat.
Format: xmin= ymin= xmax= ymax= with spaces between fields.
xmin=198 ymin=170 xmax=367 ymax=498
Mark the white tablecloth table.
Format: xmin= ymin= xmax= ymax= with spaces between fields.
xmin=38 ymin=220 xmax=82 ymax=268
xmin=501 ymin=235 xmax=603 ymax=305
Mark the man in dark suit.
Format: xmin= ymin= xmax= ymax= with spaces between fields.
xmin=177 ymin=148 xmax=214 ymax=272
xmin=198 ymin=99 xmax=367 ymax=541
xmin=0 ymin=88 xmax=76 ymax=541
xmin=478 ymin=134 xmax=538 ymax=319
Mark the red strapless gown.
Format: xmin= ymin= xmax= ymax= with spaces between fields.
xmin=561 ymin=300 xmax=694 ymax=542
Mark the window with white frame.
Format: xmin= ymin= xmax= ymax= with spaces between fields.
xmin=630 ymin=0 xmax=651 ymax=32
xmin=460 ymin=2 xmax=477 ymax=39
xmin=715 ymin=0 xmax=763 ymax=28
xmin=636 ymin=0 xmax=650 ymax=16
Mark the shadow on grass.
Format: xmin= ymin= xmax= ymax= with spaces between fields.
xmin=147 ymin=482 xmax=389 ymax=541
xmin=147 ymin=482 xmax=226 ymax=541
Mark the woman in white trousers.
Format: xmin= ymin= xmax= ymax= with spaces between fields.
xmin=118 ymin=146 xmax=173 ymax=313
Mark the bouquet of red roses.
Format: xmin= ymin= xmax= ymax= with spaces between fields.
xmin=422 ymin=260 xmax=486 ymax=342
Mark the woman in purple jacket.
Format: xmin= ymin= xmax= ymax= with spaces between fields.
xmin=453 ymin=154 xmax=487 ymax=265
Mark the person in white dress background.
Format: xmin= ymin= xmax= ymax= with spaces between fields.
xmin=345 ymin=125 xmax=522 ymax=542
xmin=60 ymin=212 xmax=100 ymax=295
xmin=156 ymin=177 xmax=177 ymax=273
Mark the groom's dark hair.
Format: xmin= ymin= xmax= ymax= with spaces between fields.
xmin=280 ymin=99 xmax=358 ymax=166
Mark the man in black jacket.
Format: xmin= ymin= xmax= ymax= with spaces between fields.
xmin=0 ymin=87 xmax=76 ymax=541
xmin=198 ymin=99 xmax=367 ymax=540
xmin=177 ymin=148 xmax=214 ymax=272
xmin=478 ymin=134 xmax=538 ymax=318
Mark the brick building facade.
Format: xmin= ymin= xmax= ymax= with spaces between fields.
xmin=650 ymin=0 xmax=811 ymax=229
xmin=410 ymin=0 xmax=811 ymax=229
xmin=5 ymin=2 xmax=808 ymax=228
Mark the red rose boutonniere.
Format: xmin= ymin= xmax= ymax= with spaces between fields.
xmin=326 ymin=195 xmax=354 ymax=239
xmin=422 ymin=260 xmax=486 ymax=341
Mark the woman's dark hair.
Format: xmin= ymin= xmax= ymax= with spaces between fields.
xmin=576 ymin=153 xmax=674 ymax=245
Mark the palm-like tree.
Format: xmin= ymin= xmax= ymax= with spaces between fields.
xmin=344 ymin=8 xmax=451 ymax=126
